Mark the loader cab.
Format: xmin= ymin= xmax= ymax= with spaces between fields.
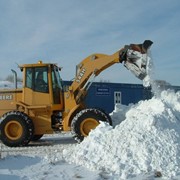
xmin=21 ymin=61 xmax=64 ymax=110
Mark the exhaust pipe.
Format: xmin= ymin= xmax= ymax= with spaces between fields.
xmin=11 ymin=69 xmax=17 ymax=89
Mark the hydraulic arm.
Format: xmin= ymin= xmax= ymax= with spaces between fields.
xmin=71 ymin=40 xmax=153 ymax=103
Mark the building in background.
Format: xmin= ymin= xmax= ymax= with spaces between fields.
xmin=64 ymin=81 xmax=180 ymax=113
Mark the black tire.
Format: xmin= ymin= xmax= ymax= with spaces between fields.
xmin=0 ymin=111 xmax=34 ymax=147
xmin=71 ymin=108 xmax=112 ymax=142
xmin=95 ymin=108 xmax=112 ymax=126
xmin=31 ymin=134 xmax=43 ymax=141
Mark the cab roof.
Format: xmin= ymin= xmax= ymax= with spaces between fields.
xmin=19 ymin=60 xmax=58 ymax=68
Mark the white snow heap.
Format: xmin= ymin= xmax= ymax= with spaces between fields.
xmin=109 ymin=103 xmax=132 ymax=127
xmin=63 ymin=89 xmax=180 ymax=179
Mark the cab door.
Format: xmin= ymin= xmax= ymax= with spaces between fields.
xmin=24 ymin=66 xmax=50 ymax=105
xmin=50 ymin=65 xmax=64 ymax=110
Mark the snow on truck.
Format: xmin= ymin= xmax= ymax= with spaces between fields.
xmin=0 ymin=40 xmax=153 ymax=147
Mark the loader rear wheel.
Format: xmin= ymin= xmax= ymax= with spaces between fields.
xmin=71 ymin=108 xmax=112 ymax=142
xmin=0 ymin=111 xmax=34 ymax=147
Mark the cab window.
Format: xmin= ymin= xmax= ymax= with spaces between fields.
xmin=35 ymin=67 xmax=48 ymax=93
xmin=26 ymin=68 xmax=33 ymax=89
xmin=25 ymin=67 xmax=49 ymax=93
xmin=51 ymin=66 xmax=63 ymax=104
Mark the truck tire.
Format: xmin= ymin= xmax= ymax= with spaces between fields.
xmin=71 ymin=108 xmax=112 ymax=142
xmin=0 ymin=111 xmax=34 ymax=147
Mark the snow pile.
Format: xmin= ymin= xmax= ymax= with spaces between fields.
xmin=63 ymin=89 xmax=180 ymax=179
xmin=109 ymin=103 xmax=132 ymax=127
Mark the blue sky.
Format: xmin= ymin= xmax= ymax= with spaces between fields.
xmin=0 ymin=0 xmax=179 ymax=85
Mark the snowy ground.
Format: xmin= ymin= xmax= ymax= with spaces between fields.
xmin=0 ymin=133 xmax=102 ymax=180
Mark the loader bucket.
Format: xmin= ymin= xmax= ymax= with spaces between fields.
xmin=123 ymin=40 xmax=153 ymax=80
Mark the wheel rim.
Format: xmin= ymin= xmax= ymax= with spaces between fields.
xmin=4 ymin=121 xmax=23 ymax=140
xmin=80 ymin=118 xmax=99 ymax=137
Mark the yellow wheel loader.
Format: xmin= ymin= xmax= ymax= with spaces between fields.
xmin=0 ymin=40 xmax=153 ymax=147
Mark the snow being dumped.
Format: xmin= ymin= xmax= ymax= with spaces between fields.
xmin=64 ymin=89 xmax=180 ymax=179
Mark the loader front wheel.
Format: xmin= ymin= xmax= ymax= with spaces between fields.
xmin=0 ymin=111 xmax=34 ymax=147
xmin=80 ymin=118 xmax=99 ymax=137
xmin=71 ymin=108 xmax=112 ymax=142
